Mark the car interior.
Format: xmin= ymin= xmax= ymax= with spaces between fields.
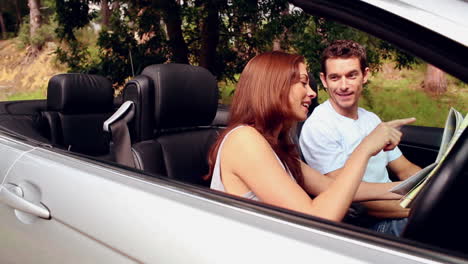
xmin=1 ymin=59 xmax=468 ymax=257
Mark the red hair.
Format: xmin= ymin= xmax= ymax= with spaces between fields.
xmin=206 ymin=51 xmax=304 ymax=187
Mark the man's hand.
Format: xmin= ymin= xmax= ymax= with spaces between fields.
xmin=360 ymin=200 xmax=410 ymax=219
xmin=362 ymin=117 xmax=416 ymax=155
xmin=385 ymin=117 xmax=416 ymax=130
xmin=383 ymin=117 xmax=416 ymax=151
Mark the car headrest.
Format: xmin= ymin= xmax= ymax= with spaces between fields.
xmin=141 ymin=64 xmax=218 ymax=130
xmin=122 ymin=75 xmax=155 ymax=142
xmin=47 ymin=73 xmax=114 ymax=114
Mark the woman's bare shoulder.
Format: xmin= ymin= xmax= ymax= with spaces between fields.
xmin=224 ymin=125 xmax=268 ymax=149
xmin=220 ymin=126 xmax=276 ymax=164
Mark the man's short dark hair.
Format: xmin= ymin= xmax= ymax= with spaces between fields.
xmin=321 ymin=40 xmax=368 ymax=75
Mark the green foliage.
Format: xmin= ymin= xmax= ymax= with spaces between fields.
xmin=53 ymin=0 xmax=98 ymax=74
xmin=55 ymin=39 xmax=91 ymax=72
xmin=13 ymin=0 xmax=57 ymax=47
xmin=16 ymin=17 xmax=30 ymax=49
xmin=16 ymin=17 xmax=57 ymax=49
xmin=88 ymin=5 xmax=168 ymax=85
xmin=368 ymin=86 xmax=450 ymax=127
xmin=218 ymin=74 xmax=239 ymax=104
xmin=51 ymin=0 xmax=419 ymax=89
xmin=290 ymin=17 xmax=416 ymax=80
xmin=31 ymin=22 xmax=58 ymax=46
xmin=360 ymin=82 xmax=375 ymax=110
xmin=54 ymin=25 xmax=101 ymax=72
xmin=54 ymin=1 xmax=168 ymax=85
xmin=378 ymin=41 xmax=419 ymax=70
xmin=55 ymin=0 xmax=95 ymax=41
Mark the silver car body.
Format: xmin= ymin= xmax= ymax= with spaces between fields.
xmin=363 ymin=0 xmax=468 ymax=46
xmin=0 ymin=133 xmax=460 ymax=263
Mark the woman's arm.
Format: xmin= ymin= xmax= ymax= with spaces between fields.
xmin=301 ymin=163 xmax=402 ymax=201
xmin=299 ymin=145 xmax=373 ymax=221
xmin=222 ymin=126 xmax=375 ymax=221
xmin=222 ymin=119 xmax=412 ymax=222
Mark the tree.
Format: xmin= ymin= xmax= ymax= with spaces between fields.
xmin=54 ymin=0 xmax=95 ymax=71
xmin=158 ymin=0 xmax=189 ymax=64
xmin=0 ymin=0 xmax=28 ymax=37
xmin=14 ymin=0 xmax=24 ymax=29
xmin=0 ymin=10 xmax=6 ymax=39
xmin=100 ymin=0 xmax=110 ymax=28
xmin=272 ymin=4 xmax=289 ymax=51
xmin=424 ymin=64 xmax=447 ymax=95
xmin=53 ymin=0 xmax=417 ymax=88
xmin=199 ymin=0 xmax=225 ymax=74
xmin=28 ymin=0 xmax=42 ymax=55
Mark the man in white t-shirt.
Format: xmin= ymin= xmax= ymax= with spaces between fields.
xmin=299 ymin=40 xmax=421 ymax=236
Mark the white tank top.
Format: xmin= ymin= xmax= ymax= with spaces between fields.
xmin=210 ymin=125 xmax=295 ymax=201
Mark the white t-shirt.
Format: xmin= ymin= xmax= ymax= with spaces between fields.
xmin=299 ymin=100 xmax=402 ymax=183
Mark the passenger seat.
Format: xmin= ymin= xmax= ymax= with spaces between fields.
xmin=122 ymin=64 xmax=219 ymax=186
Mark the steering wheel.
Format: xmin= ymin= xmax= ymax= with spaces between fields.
xmin=403 ymin=128 xmax=468 ymax=255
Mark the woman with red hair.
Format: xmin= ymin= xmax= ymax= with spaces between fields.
xmin=207 ymin=51 xmax=414 ymax=222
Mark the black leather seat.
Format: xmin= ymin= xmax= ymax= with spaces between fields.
xmin=41 ymin=73 xmax=115 ymax=158
xmin=121 ymin=74 xmax=156 ymax=144
xmin=123 ymin=64 xmax=219 ymax=186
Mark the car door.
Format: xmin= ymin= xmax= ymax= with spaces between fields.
xmin=0 ymin=135 xmax=31 ymax=184
xmin=400 ymin=125 xmax=443 ymax=168
xmin=3 ymin=133 xmax=462 ymax=264
xmin=0 ymin=135 xmax=137 ymax=263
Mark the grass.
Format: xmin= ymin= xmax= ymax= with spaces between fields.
xmin=218 ymin=76 xmax=238 ymax=105
xmin=362 ymin=64 xmax=467 ymax=127
xmin=6 ymin=89 xmax=46 ymax=101
xmin=317 ymin=85 xmax=466 ymax=128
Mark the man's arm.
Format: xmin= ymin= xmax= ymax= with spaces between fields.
xmin=359 ymin=200 xmax=409 ymax=218
xmin=327 ymin=168 xmax=409 ymax=219
xmin=387 ymin=155 xmax=422 ymax=180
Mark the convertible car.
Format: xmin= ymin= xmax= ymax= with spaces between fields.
xmin=1 ymin=0 xmax=467 ymax=263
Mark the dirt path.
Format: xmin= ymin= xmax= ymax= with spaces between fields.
xmin=0 ymin=40 xmax=67 ymax=100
